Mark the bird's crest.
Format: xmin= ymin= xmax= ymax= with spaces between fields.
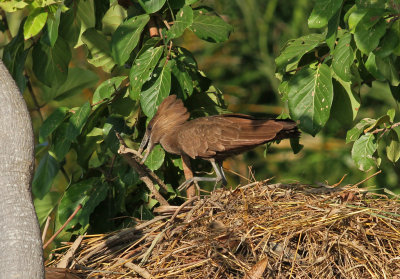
xmin=149 ymin=95 xmax=190 ymax=135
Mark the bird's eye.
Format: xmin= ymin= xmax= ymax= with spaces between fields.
xmin=147 ymin=124 xmax=152 ymax=131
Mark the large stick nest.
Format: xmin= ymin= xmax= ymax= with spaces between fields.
xmin=47 ymin=182 xmax=400 ymax=278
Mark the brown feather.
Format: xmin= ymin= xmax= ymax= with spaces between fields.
xmin=146 ymin=95 xmax=300 ymax=161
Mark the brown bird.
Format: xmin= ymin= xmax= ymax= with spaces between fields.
xmin=139 ymin=95 xmax=299 ymax=190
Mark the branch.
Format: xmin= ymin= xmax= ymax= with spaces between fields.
xmin=43 ymin=204 xmax=82 ymax=249
xmin=370 ymin=121 xmax=400 ymax=135
xmin=148 ymin=16 xmax=160 ymax=37
xmin=116 ymin=133 xmax=169 ymax=206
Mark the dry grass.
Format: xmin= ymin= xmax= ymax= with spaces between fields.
xmin=47 ymin=181 xmax=400 ymax=278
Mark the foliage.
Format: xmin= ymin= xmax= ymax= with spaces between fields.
xmin=0 ymin=0 xmax=232 ymax=240
xmin=2 ymin=0 xmax=400 ymax=250
xmin=275 ymin=0 xmax=400 ymax=171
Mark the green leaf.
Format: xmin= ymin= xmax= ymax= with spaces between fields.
xmin=351 ymin=133 xmax=377 ymax=171
xmin=75 ymin=0 xmax=96 ymax=47
xmin=190 ymin=10 xmax=233 ymax=43
xmin=346 ymin=118 xmax=376 ymax=143
xmin=140 ymin=61 xmax=173 ymax=118
xmin=129 ymin=46 xmax=164 ymax=100
xmin=326 ymin=7 xmax=341 ymax=50
xmin=93 ymin=76 xmax=127 ymax=107
xmin=167 ymin=6 xmax=193 ymax=39
xmin=24 ymin=8 xmax=48 ymax=39
xmin=32 ymin=152 xmax=59 ymax=199
xmin=138 ymin=0 xmax=166 ymax=13
xmin=332 ymin=32 xmax=353 ymax=82
xmin=82 ymin=28 xmax=116 ymax=73
xmin=102 ymin=3 xmax=127 ymax=35
xmin=288 ymin=64 xmax=333 ymax=136
xmin=32 ymin=37 xmax=71 ymax=88
xmin=375 ymin=55 xmax=400 ymax=86
xmin=67 ymin=102 xmax=91 ymax=141
xmin=365 ymin=53 xmax=385 ymax=81
xmin=390 ymin=84 xmax=400 ymax=102
xmin=58 ymin=178 xmax=108 ymax=229
xmin=39 ymin=107 xmax=69 ymax=142
xmin=111 ymin=14 xmax=150 ymax=65
xmin=42 ymin=68 xmax=99 ymax=102
xmin=145 ymin=145 xmax=165 ymax=171
xmin=354 ymin=18 xmax=386 ymax=54
xmin=332 ymin=76 xmax=360 ymax=121
xmin=171 ymin=47 xmax=198 ymax=97
xmin=330 ymin=80 xmax=356 ymax=126
xmin=275 ymin=33 xmax=324 ymax=72
xmin=52 ymin=123 xmax=72 ymax=161
xmin=34 ymin=192 xmax=61 ymax=226
xmin=387 ymin=108 xmax=395 ymax=122
xmin=290 ymin=137 xmax=303 ymax=154
xmin=386 ymin=130 xmax=400 ymax=163
xmin=59 ymin=8 xmax=81 ymax=47
xmin=43 ymin=8 xmax=61 ymax=47
xmin=375 ymin=29 xmax=399 ymax=58
xmin=364 ymin=115 xmax=390 ymax=133
xmin=308 ymin=0 xmax=343 ymax=28
xmin=0 ymin=1 xmax=27 ymax=12
xmin=3 ymin=24 xmax=28 ymax=92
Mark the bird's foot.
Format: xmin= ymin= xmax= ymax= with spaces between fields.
xmin=177 ymin=176 xmax=220 ymax=192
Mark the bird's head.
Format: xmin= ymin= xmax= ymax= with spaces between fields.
xmin=139 ymin=95 xmax=190 ymax=163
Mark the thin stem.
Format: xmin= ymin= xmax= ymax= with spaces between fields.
xmin=26 ymin=77 xmax=44 ymax=122
xmin=43 ymin=204 xmax=82 ymax=249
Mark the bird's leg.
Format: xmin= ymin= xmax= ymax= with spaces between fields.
xmin=181 ymin=155 xmax=196 ymax=198
xmin=177 ymin=176 xmax=220 ymax=191
xmin=212 ymin=160 xmax=227 ymax=191
xmin=177 ymin=159 xmax=227 ymax=192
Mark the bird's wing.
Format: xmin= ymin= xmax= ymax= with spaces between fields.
xmin=177 ymin=115 xmax=293 ymax=159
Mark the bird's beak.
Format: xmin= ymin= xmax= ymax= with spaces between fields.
xmin=138 ymin=131 xmax=154 ymax=164
xmin=141 ymin=142 xmax=154 ymax=164
xmin=138 ymin=131 xmax=149 ymax=154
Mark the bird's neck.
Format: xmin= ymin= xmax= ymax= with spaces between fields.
xmin=159 ymin=124 xmax=184 ymax=155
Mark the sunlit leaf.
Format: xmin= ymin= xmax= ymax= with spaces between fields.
xmin=92 ymin=76 xmax=127 ymax=106
xmin=82 ymin=28 xmax=116 ymax=72
xmin=129 ymin=46 xmax=164 ymax=100
xmin=138 ymin=0 xmax=166 ymax=13
xmin=140 ymin=61 xmax=173 ymax=118
xmin=275 ymin=33 xmax=324 ymax=72
xmin=167 ymin=6 xmax=193 ymax=39
xmin=332 ymin=32 xmax=353 ymax=82
xmin=308 ymin=0 xmax=343 ymax=28
xmin=111 ymin=14 xmax=150 ymax=65
xmin=386 ymin=130 xmax=400 ymax=163
xmin=288 ymin=64 xmax=333 ymax=136
xmin=102 ymin=3 xmax=127 ymax=35
xmin=351 ymin=133 xmax=377 ymax=172
xmin=145 ymin=145 xmax=165 ymax=171
xmin=346 ymin=118 xmax=376 ymax=143
xmin=354 ymin=18 xmax=386 ymax=54
xmin=190 ymin=10 xmax=233 ymax=43
xmin=24 ymin=8 xmax=48 ymax=39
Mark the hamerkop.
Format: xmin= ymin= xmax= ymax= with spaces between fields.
xmin=139 ymin=95 xmax=299 ymax=190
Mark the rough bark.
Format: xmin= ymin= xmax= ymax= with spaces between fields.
xmin=0 ymin=60 xmax=44 ymax=278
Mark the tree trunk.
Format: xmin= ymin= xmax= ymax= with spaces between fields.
xmin=0 ymin=60 xmax=44 ymax=278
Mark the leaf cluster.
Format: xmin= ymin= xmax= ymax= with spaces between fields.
xmin=275 ymin=0 xmax=400 ymax=171
xmin=1 ymin=0 xmax=232 ymax=238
